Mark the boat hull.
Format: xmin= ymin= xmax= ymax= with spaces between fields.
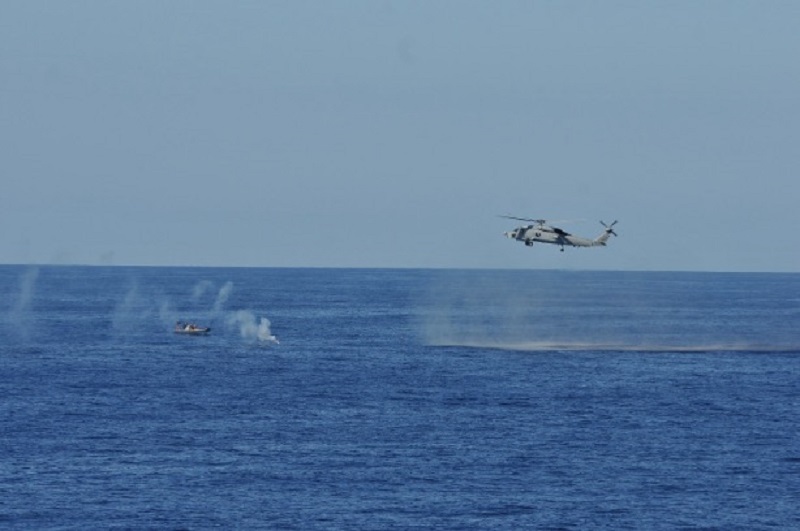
xmin=174 ymin=327 xmax=211 ymax=335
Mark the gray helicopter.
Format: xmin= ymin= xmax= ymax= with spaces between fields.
xmin=501 ymin=216 xmax=618 ymax=252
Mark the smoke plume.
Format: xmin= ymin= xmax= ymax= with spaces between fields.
xmin=226 ymin=310 xmax=279 ymax=344
xmin=213 ymin=281 xmax=234 ymax=313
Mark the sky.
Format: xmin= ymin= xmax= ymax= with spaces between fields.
xmin=2 ymin=1 xmax=799 ymax=272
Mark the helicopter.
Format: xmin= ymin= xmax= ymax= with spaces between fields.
xmin=501 ymin=216 xmax=618 ymax=252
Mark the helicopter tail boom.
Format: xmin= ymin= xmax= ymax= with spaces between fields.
xmin=594 ymin=220 xmax=618 ymax=245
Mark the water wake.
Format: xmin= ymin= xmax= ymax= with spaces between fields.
xmin=428 ymin=340 xmax=800 ymax=354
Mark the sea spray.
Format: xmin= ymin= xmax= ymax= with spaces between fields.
xmin=227 ymin=310 xmax=279 ymax=344
xmin=6 ymin=266 xmax=39 ymax=339
xmin=420 ymin=271 xmax=535 ymax=347
xmin=14 ymin=267 xmax=39 ymax=314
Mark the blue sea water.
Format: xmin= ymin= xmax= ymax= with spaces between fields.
xmin=1 ymin=265 xmax=799 ymax=529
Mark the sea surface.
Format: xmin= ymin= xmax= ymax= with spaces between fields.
xmin=1 ymin=265 xmax=799 ymax=529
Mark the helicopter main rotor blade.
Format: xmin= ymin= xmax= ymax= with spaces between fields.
xmin=499 ymin=215 xmax=582 ymax=225
xmin=499 ymin=215 xmax=547 ymax=224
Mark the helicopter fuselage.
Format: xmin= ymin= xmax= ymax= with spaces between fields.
xmin=504 ymin=224 xmax=610 ymax=250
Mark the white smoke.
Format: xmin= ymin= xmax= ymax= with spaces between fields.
xmin=104 ymin=278 xmax=279 ymax=342
xmin=112 ymin=281 xmax=150 ymax=331
xmin=226 ymin=310 xmax=279 ymax=344
xmin=158 ymin=299 xmax=176 ymax=327
xmin=213 ymin=281 xmax=233 ymax=313
xmin=191 ymin=280 xmax=214 ymax=302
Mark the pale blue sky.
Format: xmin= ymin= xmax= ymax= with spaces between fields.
xmin=2 ymin=1 xmax=798 ymax=271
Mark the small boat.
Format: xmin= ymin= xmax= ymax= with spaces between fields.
xmin=174 ymin=322 xmax=211 ymax=335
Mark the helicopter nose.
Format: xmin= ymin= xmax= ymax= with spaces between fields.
xmin=504 ymin=231 xmax=514 ymax=238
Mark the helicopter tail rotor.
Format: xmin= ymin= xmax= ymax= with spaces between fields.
xmin=600 ymin=220 xmax=618 ymax=237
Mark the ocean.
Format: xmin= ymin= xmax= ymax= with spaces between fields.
xmin=1 ymin=265 xmax=798 ymax=529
